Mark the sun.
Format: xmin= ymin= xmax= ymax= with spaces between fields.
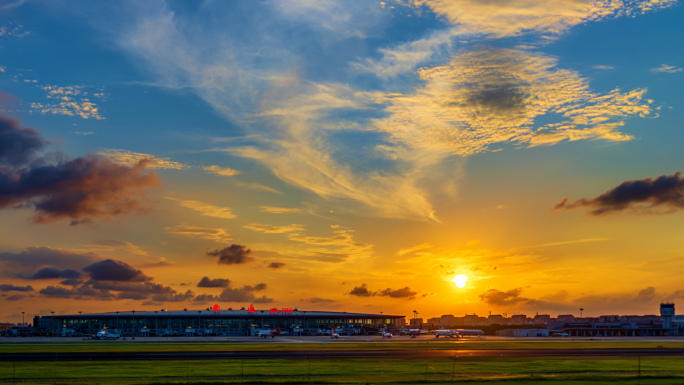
xmin=452 ymin=274 xmax=468 ymax=288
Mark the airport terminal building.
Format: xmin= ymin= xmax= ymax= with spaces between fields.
xmin=33 ymin=307 xmax=406 ymax=337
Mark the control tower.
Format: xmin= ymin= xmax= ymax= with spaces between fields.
xmin=660 ymin=303 xmax=675 ymax=331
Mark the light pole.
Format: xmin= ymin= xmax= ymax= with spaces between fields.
xmin=116 ymin=311 xmax=119 ymax=330
xmin=21 ymin=312 xmax=24 ymax=328
xmin=132 ymin=310 xmax=135 ymax=336
xmin=78 ymin=311 xmax=82 ymax=335
xmin=155 ymin=311 xmax=158 ymax=335
xmin=579 ymin=308 xmax=584 ymax=318
xmin=198 ymin=310 xmax=202 ymax=332
xmin=51 ymin=311 xmax=55 ymax=336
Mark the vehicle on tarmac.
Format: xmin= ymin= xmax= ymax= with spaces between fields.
xmin=256 ymin=326 xmax=282 ymax=338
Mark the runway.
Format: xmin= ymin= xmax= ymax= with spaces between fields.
xmin=3 ymin=348 xmax=684 ymax=362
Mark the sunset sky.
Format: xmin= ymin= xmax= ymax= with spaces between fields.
xmin=1 ymin=0 xmax=683 ymax=324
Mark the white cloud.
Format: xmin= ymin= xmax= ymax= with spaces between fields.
xmin=100 ymin=149 xmax=187 ymax=169
xmin=203 ymin=165 xmax=240 ymax=177
xmin=164 ymin=225 xmax=232 ymax=243
xmin=651 ymin=64 xmax=682 ymax=73
xmin=410 ymin=0 xmax=677 ymax=38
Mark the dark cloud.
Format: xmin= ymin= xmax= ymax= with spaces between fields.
xmin=633 ymin=286 xmax=656 ymax=303
xmin=377 ymin=287 xmax=417 ymax=299
xmin=206 ymin=245 xmax=253 ymax=265
xmin=30 ymin=268 xmax=81 ymax=280
xmin=60 ymin=279 xmax=83 ymax=286
xmin=0 ymin=115 xmax=44 ymax=166
xmin=306 ymin=297 xmax=336 ymax=304
xmin=267 ymin=262 xmax=285 ymax=269
xmin=193 ymin=293 xmax=218 ymax=303
xmin=83 ymin=259 xmax=150 ymax=282
xmin=0 ymin=284 xmax=34 ymax=292
xmin=479 ymin=288 xmax=526 ymax=306
xmin=244 ymin=283 xmax=267 ymax=291
xmin=0 ymin=114 xmax=159 ymax=225
xmin=0 ymin=246 xmax=98 ymax=270
xmin=151 ymin=290 xmax=194 ymax=302
xmin=39 ymin=285 xmax=115 ymax=300
xmin=348 ymin=284 xmax=417 ymax=299
xmin=466 ymin=84 xmax=526 ymax=113
xmin=554 ymin=172 xmax=684 ymax=215
xmin=348 ymin=284 xmax=373 ymax=297
xmin=5 ymin=294 xmax=25 ymax=301
xmin=197 ymin=277 xmax=231 ymax=288
xmin=89 ymin=281 xmax=171 ymax=294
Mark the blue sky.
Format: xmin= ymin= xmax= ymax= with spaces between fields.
xmin=1 ymin=0 xmax=683 ymax=323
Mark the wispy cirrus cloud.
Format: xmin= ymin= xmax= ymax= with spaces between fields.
xmin=259 ymin=206 xmax=305 ymax=214
xmin=100 ymin=149 xmax=188 ymax=170
xmin=166 ymin=197 xmax=236 ymax=219
xmin=244 ymin=223 xmax=305 ymax=233
xmin=651 ymin=64 xmax=682 ymax=73
xmin=202 ymin=165 xmax=240 ymax=177
xmin=410 ymin=0 xmax=677 ymax=38
xmin=164 ymin=225 xmax=232 ymax=243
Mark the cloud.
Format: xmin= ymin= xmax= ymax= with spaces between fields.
xmin=348 ymin=284 xmax=373 ymax=297
xmin=593 ymin=65 xmax=615 ymax=70
xmin=5 ymin=294 xmax=25 ymax=301
xmin=259 ymin=206 xmax=304 ymax=214
xmin=0 ymin=247 xmax=99 ymax=278
xmin=244 ymin=223 xmax=304 ymax=233
xmin=39 ymin=285 xmax=115 ymax=300
xmin=195 ymin=282 xmax=272 ymax=303
xmin=0 ymin=115 xmax=160 ymax=224
xmin=206 ymin=244 xmax=253 ymax=265
xmin=306 ymin=297 xmax=336 ymax=304
xmin=165 ymin=225 xmax=232 ymax=243
xmin=554 ymin=172 xmax=684 ymax=215
xmin=31 ymin=85 xmax=104 ymax=120
xmin=30 ymin=268 xmax=81 ymax=280
xmin=0 ymin=284 xmax=34 ymax=292
xmin=267 ymin=262 xmax=285 ymax=269
xmin=651 ymin=64 xmax=682 ymax=73
xmin=376 ymin=287 xmax=418 ymax=299
xmin=398 ymin=243 xmax=433 ymax=256
xmin=167 ymin=197 xmax=236 ymax=219
xmin=633 ymin=286 xmax=656 ymax=303
xmin=203 ymin=165 xmax=240 ymax=177
xmin=411 ymin=0 xmax=677 ymax=38
xmin=197 ymin=276 xmax=231 ymax=288
xmin=0 ymin=115 xmax=44 ymax=165
xmin=348 ymin=283 xmax=418 ymax=299
xmin=374 ymin=48 xmax=652 ymax=156
xmin=479 ymin=288 xmax=526 ymax=306
xmin=99 ymin=149 xmax=188 ymax=169
xmin=83 ymin=259 xmax=151 ymax=282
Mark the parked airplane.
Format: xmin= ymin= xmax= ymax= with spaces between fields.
xmin=406 ymin=327 xmax=426 ymax=338
xmin=92 ymin=327 xmax=120 ymax=340
xmin=256 ymin=326 xmax=282 ymax=338
xmin=434 ymin=325 xmax=484 ymax=338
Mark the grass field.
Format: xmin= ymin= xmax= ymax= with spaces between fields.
xmin=2 ymin=356 xmax=684 ymax=384
xmin=2 ymin=339 xmax=684 ymax=384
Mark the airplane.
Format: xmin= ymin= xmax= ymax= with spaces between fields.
xmin=434 ymin=325 xmax=484 ymax=338
xmin=406 ymin=327 xmax=427 ymax=338
xmin=92 ymin=326 xmax=120 ymax=340
xmin=256 ymin=325 xmax=282 ymax=338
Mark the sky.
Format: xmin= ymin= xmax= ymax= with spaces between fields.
xmin=1 ymin=0 xmax=683 ymax=324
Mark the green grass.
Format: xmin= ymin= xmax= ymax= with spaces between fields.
xmin=1 ymin=357 xmax=684 ymax=384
